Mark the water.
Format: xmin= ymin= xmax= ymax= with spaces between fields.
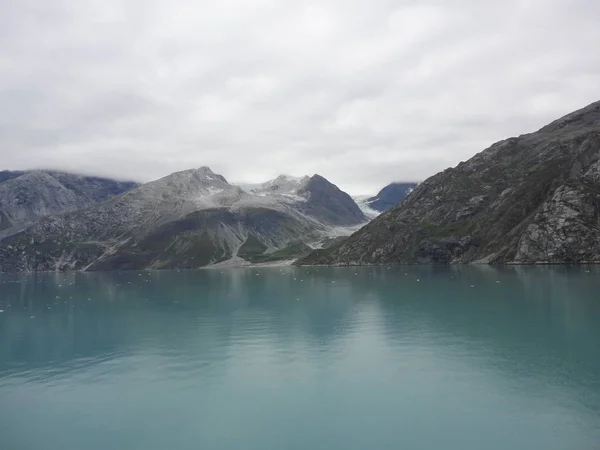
xmin=1 ymin=266 xmax=599 ymax=450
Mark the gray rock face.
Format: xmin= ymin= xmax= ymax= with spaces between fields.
xmin=296 ymin=175 xmax=367 ymax=226
xmin=0 ymin=168 xmax=366 ymax=272
xmin=0 ymin=170 xmax=137 ymax=237
xmin=366 ymin=182 xmax=418 ymax=212
xmin=298 ymin=100 xmax=600 ymax=265
xmin=240 ymin=173 xmax=367 ymax=226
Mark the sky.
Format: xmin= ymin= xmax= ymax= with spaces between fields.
xmin=1 ymin=0 xmax=599 ymax=195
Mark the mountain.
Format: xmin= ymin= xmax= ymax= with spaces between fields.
xmin=296 ymin=175 xmax=367 ymax=226
xmin=353 ymin=182 xmax=418 ymax=218
xmin=366 ymin=182 xmax=418 ymax=212
xmin=0 ymin=168 xmax=367 ymax=272
xmin=241 ymin=174 xmax=367 ymax=225
xmin=0 ymin=170 xmax=138 ymax=238
xmin=241 ymin=174 xmax=310 ymax=196
xmin=297 ymin=100 xmax=600 ymax=265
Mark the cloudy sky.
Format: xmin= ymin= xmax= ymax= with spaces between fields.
xmin=1 ymin=0 xmax=599 ymax=194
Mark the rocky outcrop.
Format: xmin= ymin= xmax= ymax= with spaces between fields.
xmin=297 ymin=100 xmax=600 ymax=265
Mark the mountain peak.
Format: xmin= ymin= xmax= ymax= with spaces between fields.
xmin=195 ymin=166 xmax=228 ymax=183
xmin=165 ymin=167 xmax=228 ymax=185
xmin=296 ymin=174 xmax=367 ymax=226
xmin=196 ymin=166 xmax=215 ymax=174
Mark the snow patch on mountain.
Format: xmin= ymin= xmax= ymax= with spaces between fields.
xmin=353 ymin=195 xmax=382 ymax=220
xmin=238 ymin=174 xmax=310 ymax=200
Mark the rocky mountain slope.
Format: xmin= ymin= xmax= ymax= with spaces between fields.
xmin=0 ymin=170 xmax=137 ymax=238
xmin=366 ymin=182 xmax=418 ymax=212
xmin=298 ymin=100 xmax=600 ymax=265
xmin=0 ymin=168 xmax=367 ymax=272
xmin=240 ymin=174 xmax=364 ymax=225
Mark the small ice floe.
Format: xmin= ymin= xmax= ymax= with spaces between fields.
xmin=416 ymin=279 xmax=420 ymax=282
xmin=0 ymin=310 xmax=4 ymax=313
xmin=30 ymin=315 xmax=35 ymax=319
xmin=470 ymin=285 xmax=475 ymax=288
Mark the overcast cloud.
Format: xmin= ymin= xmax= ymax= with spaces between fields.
xmin=0 ymin=0 xmax=599 ymax=194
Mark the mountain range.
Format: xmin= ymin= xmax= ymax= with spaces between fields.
xmin=0 ymin=168 xmax=372 ymax=272
xmin=0 ymin=170 xmax=137 ymax=239
xmin=298 ymin=100 xmax=600 ymax=265
xmin=2 ymin=100 xmax=598 ymax=272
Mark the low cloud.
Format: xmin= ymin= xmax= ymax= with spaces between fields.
xmin=1 ymin=0 xmax=599 ymax=194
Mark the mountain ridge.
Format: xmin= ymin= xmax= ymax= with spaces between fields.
xmin=0 ymin=170 xmax=138 ymax=238
xmin=297 ymin=100 xmax=600 ymax=266
xmin=0 ymin=167 xmax=367 ymax=272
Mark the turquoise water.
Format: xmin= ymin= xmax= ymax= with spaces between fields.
xmin=1 ymin=266 xmax=599 ymax=450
